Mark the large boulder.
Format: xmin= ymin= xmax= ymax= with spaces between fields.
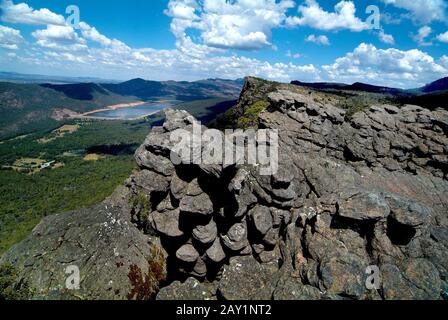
xmin=217 ymin=256 xmax=278 ymax=300
xmin=157 ymin=277 xmax=217 ymax=300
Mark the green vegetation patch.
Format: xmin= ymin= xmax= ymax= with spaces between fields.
xmin=210 ymin=99 xmax=271 ymax=130
xmin=336 ymin=94 xmax=386 ymax=119
xmin=0 ymin=98 xmax=234 ymax=255
xmin=0 ymin=156 xmax=136 ymax=254
xmin=130 ymin=191 xmax=152 ymax=227
xmin=0 ymin=263 xmax=33 ymax=300
xmin=0 ymin=119 xmax=154 ymax=255
xmin=236 ymin=100 xmax=270 ymax=129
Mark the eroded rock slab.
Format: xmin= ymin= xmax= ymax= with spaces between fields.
xmin=1 ymin=188 xmax=167 ymax=300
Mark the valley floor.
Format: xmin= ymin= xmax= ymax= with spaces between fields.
xmin=0 ymin=98 xmax=236 ymax=254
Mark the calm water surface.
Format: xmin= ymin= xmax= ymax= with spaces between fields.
xmin=89 ymin=103 xmax=172 ymax=119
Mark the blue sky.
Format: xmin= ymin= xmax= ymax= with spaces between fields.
xmin=0 ymin=0 xmax=447 ymax=88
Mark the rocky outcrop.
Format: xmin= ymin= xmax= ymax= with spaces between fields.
xmin=2 ymin=77 xmax=447 ymax=300
xmin=262 ymin=89 xmax=447 ymax=179
xmin=0 ymin=187 xmax=167 ymax=300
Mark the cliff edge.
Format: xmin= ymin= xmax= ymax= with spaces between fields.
xmin=2 ymin=77 xmax=447 ymax=300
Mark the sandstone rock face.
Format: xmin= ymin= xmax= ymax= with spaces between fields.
xmin=2 ymin=78 xmax=447 ymax=300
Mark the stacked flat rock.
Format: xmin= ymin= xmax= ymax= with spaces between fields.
xmin=130 ymin=109 xmax=293 ymax=279
xmin=129 ymin=84 xmax=447 ymax=300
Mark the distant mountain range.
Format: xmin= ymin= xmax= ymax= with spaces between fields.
xmin=291 ymin=77 xmax=448 ymax=110
xmin=291 ymin=77 xmax=448 ymax=95
xmin=421 ymin=77 xmax=448 ymax=93
xmin=0 ymin=77 xmax=244 ymax=139
xmin=39 ymin=78 xmax=244 ymax=102
xmin=0 ymin=71 xmax=119 ymax=84
xmin=291 ymin=80 xmax=405 ymax=95
xmin=101 ymin=78 xmax=244 ymax=101
xmin=0 ymin=72 xmax=446 ymax=140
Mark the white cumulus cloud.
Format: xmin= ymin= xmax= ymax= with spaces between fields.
xmin=286 ymin=0 xmax=369 ymax=32
xmin=0 ymin=24 xmax=23 ymax=49
xmin=322 ymin=43 xmax=447 ymax=88
xmin=305 ymin=34 xmax=330 ymax=45
xmin=440 ymin=55 xmax=448 ymax=69
xmin=412 ymin=26 xmax=433 ymax=46
xmin=436 ymin=31 xmax=448 ymax=43
xmin=78 ymin=22 xmax=129 ymax=49
xmin=165 ymin=0 xmax=294 ymax=51
xmin=381 ymin=0 xmax=447 ymax=24
xmin=0 ymin=0 xmax=66 ymax=25
xmin=32 ymin=25 xmax=87 ymax=51
xmin=378 ymin=30 xmax=395 ymax=44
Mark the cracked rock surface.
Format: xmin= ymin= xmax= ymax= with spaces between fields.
xmin=2 ymin=78 xmax=447 ymax=300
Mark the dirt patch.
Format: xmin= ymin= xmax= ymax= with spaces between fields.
xmin=51 ymin=109 xmax=81 ymax=121
xmin=83 ymin=153 xmax=102 ymax=161
xmin=2 ymin=158 xmax=63 ymax=174
xmin=38 ymin=124 xmax=80 ymax=144
xmin=81 ymin=101 xmax=146 ymax=117
xmin=2 ymin=158 xmax=46 ymax=174
xmin=52 ymin=162 xmax=65 ymax=169
xmin=13 ymin=158 xmax=46 ymax=167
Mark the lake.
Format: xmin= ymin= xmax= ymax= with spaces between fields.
xmin=88 ymin=103 xmax=172 ymax=120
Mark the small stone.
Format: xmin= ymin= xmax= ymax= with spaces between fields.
xmin=135 ymin=146 xmax=174 ymax=176
xmin=151 ymin=209 xmax=183 ymax=237
xmin=218 ymin=255 xmax=278 ymax=300
xmin=156 ymin=195 xmax=175 ymax=212
xmin=176 ymin=244 xmax=199 ymax=263
xmin=206 ymin=238 xmax=226 ymax=263
xmin=186 ymin=178 xmax=203 ymax=196
xmin=192 ymin=258 xmax=207 ymax=278
xmin=271 ymin=164 xmax=294 ymax=188
xmin=249 ymin=205 xmax=273 ymax=236
xmin=258 ymin=246 xmax=282 ymax=264
xmin=263 ymin=228 xmax=279 ymax=247
xmin=252 ymin=243 xmax=265 ymax=255
xmin=271 ymin=208 xmax=291 ymax=227
xmin=221 ymin=222 xmax=249 ymax=251
xmin=193 ymin=220 xmax=218 ymax=244
xmin=319 ymin=254 xmax=366 ymax=298
xmin=388 ymin=196 xmax=431 ymax=227
xmin=338 ymin=191 xmax=390 ymax=221
xmin=131 ymin=170 xmax=170 ymax=194
xmin=180 ymin=193 xmax=214 ymax=216
xmin=240 ymin=245 xmax=252 ymax=256
xmin=383 ymin=105 xmax=400 ymax=114
xmin=170 ymin=173 xmax=189 ymax=200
